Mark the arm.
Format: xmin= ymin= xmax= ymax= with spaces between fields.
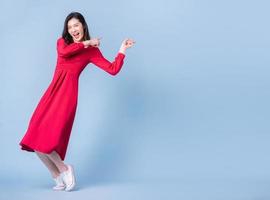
xmin=89 ymin=48 xmax=125 ymax=76
xmin=57 ymin=38 xmax=85 ymax=58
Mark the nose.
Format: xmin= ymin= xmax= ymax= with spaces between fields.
xmin=71 ymin=28 xmax=76 ymax=33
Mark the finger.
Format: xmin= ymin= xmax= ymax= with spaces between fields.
xmin=127 ymin=40 xmax=134 ymax=45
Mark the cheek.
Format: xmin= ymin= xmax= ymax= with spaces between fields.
xmin=79 ymin=26 xmax=84 ymax=33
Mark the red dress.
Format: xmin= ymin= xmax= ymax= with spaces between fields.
xmin=19 ymin=37 xmax=125 ymax=160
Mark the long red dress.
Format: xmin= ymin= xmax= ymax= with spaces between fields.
xmin=19 ymin=37 xmax=125 ymax=160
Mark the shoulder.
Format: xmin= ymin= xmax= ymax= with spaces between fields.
xmin=57 ymin=37 xmax=64 ymax=41
xmin=57 ymin=37 xmax=65 ymax=45
xmin=56 ymin=37 xmax=70 ymax=49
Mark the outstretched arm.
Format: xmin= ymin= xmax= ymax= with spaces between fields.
xmin=89 ymin=38 xmax=135 ymax=75
xmin=57 ymin=38 xmax=85 ymax=58
xmin=89 ymin=48 xmax=126 ymax=76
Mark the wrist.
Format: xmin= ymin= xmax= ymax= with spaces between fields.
xmin=119 ymin=46 xmax=126 ymax=54
xmin=82 ymin=41 xmax=88 ymax=48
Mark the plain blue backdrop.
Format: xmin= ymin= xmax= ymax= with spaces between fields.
xmin=1 ymin=0 xmax=270 ymax=199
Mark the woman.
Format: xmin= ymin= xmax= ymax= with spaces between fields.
xmin=19 ymin=11 xmax=135 ymax=191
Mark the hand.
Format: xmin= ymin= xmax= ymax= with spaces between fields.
xmin=121 ymin=38 xmax=135 ymax=49
xmin=119 ymin=38 xmax=135 ymax=54
xmin=83 ymin=37 xmax=102 ymax=48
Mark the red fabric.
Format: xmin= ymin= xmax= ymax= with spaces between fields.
xmin=19 ymin=37 xmax=125 ymax=160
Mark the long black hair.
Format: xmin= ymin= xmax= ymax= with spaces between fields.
xmin=62 ymin=12 xmax=91 ymax=44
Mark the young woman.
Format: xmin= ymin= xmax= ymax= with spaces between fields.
xmin=19 ymin=12 xmax=135 ymax=191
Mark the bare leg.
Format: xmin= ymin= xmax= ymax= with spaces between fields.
xmin=35 ymin=151 xmax=61 ymax=178
xmin=47 ymin=151 xmax=68 ymax=173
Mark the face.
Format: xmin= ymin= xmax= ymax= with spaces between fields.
xmin=67 ymin=18 xmax=84 ymax=43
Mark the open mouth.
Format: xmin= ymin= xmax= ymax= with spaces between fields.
xmin=73 ymin=32 xmax=80 ymax=39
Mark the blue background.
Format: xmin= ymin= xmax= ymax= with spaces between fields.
xmin=1 ymin=0 xmax=270 ymax=199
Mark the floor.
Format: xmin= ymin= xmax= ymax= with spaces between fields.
xmin=1 ymin=177 xmax=270 ymax=200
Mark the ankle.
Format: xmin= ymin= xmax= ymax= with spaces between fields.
xmin=52 ymin=172 xmax=60 ymax=179
xmin=59 ymin=164 xmax=68 ymax=173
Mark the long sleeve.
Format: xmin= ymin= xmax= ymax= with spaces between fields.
xmin=57 ymin=38 xmax=85 ymax=58
xmin=89 ymin=47 xmax=126 ymax=76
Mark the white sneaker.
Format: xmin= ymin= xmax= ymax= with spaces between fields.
xmin=53 ymin=174 xmax=65 ymax=191
xmin=61 ymin=164 xmax=76 ymax=191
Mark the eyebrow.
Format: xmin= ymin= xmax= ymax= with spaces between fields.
xmin=68 ymin=23 xmax=79 ymax=27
